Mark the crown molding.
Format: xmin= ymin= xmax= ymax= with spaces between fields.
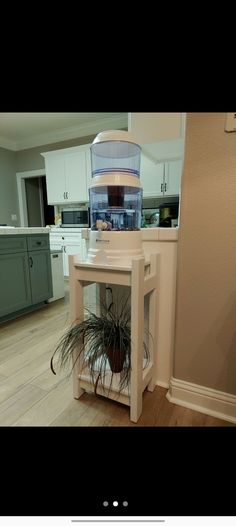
xmin=0 ymin=115 xmax=128 ymax=152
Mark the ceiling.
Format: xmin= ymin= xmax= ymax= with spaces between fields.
xmin=0 ymin=112 xmax=128 ymax=151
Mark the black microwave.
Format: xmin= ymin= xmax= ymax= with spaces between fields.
xmin=61 ymin=208 xmax=90 ymax=228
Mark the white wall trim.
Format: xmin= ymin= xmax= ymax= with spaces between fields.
xmin=2 ymin=115 xmax=128 ymax=152
xmin=16 ymin=169 xmax=46 ymax=227
xmin=167 ymin=377 xmax=236 ymax=424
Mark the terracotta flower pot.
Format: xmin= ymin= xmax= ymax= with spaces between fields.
xmin=106 ymin=347 xmax=125 ymax=373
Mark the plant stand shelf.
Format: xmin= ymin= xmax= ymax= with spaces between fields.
xmin=69 ymin=253 xmax=159 ymax=423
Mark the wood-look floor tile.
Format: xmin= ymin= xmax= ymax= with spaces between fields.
xmin=0 ymin=281 xmax=234 ymax=427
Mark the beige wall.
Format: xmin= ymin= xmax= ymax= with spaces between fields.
xmin=174 ymin=113 xmax=236 ymax=395
xmin=15 ymin=129 xmax=128 ymax=173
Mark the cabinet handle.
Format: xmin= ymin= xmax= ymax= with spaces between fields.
xmin=161 ymin=183 xmax=164 ymax=193
xmin=164 ymin=183 xmax=167 ymax=192
xmin=66 ymin=192 xmax=68 ymax=199
xmin=29 ymin=256 xmax=33 ymax=268
xmin=36 ymin=241 xmax=42 ymax=246
xmin=63 ymin=192 xmax=66 ymax=199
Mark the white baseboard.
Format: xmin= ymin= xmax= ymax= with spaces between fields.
xmin=166 ymin=377 xmax=236 ymax=424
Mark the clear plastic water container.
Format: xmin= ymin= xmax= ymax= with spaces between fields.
xmin=89 ymin=131 xmax=142 ymax=232
xmin=89 ymin=185 xmax=142 ymax=231
xmin=91 ymin=130 xmax=141 ymax=177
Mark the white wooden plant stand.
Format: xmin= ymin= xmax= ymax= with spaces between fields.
xmin=69 ymin=253 xmax=159 ymax=423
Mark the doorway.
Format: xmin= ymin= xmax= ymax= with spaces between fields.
xmin=17 ymin=169 xmax=55 ymax=227
xmin=25 ymin=176 xmax=54 ymax=226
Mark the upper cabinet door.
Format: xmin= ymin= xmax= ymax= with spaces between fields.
xmin=42 ymin=145 xmax=90 ymax=205
xmin=164 ymin=160 xmax=182 ymax=196
xmin=65 ymin=151 xmax=88 ymax=202
xmin=44 ymin=156 xmax=66 ymax=205
xmin=140 ymin=153 xmax=164 ymax=197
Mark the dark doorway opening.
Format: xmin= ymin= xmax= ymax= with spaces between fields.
xmin=25 ymin=176 xmax=54 ymax=227
xmin=41 ymin=176 xmax=55 ymax=226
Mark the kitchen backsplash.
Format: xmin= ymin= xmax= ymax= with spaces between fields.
xmin=54 ymin=196 xmax=179 ymax=214
xmin=142 ymin=196 xmax=179 ymax=209
xmin=53 ymin=197 xmax=179 ymax=226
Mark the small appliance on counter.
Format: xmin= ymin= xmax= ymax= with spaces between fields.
xmin=158 ymin=200 xmax=179 ymax=227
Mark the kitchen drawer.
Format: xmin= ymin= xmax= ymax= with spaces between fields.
xmin=62 ymin=234 xmax=81 ymax=244
xmin=50 ymin=243 xmax=63 ymax=251
xmin=0 ymin=235 xmax=27 ymax=254
xmin=27 ymin=235 xmax=50 ymax=251
xmin=50 ymin=234 xmax=64 ymax=244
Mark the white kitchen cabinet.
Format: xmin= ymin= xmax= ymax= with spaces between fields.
xmin=142 ymin=228 xmax=178 ymax=387
xmin=43 ymin=156 xmax=65 ymax=204
xmin=140 ymin=154 xmax=164 ymax=197
xmin=164 ymin=159 xmax=182 ymax=196
xmin=63 ymin=241 xmax=82 ymax=277
xmin=49 ymin=230 xmax=85 ymax=277
xmin=41 ymin=146 xmax=90 ymax=205
xmin=49 ymin=228 xmax=96 ymax=309
xmin=141 ymin=155 xmax=182 ymax=197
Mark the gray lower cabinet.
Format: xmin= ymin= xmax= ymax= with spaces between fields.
xmin=0 ymin=251 xmax=31 ymax=317
xmin=29 ymin=249 xmax=53 ymax=304
xmin=0 ymin=234 xmax=53 ymax=321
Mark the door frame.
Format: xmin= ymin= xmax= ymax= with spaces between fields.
xmin=16 ymin=169 xmax=46 ymax=227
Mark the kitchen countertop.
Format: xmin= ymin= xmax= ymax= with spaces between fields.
xmin=80 ymin=227 xmax=179 ymax=242
xmin=49 ymin=227 xmax=82 ymax=233
xmin=0 ymin=227 xmax=50 ymax=235
xmin=142 ymin=227 xmax=179 ymax=241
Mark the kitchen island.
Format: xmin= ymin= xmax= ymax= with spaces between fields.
xmin=0 ymin=227 xmax=53 ymax=322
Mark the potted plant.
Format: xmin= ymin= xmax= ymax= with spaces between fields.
xmin=50 ymin=290 xmax=149 ymax=394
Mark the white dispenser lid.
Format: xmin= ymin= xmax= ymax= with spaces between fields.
xmin=92 ymin=130 xmax=139 ymax=145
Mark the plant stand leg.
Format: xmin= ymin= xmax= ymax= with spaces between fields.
xmin=130 ymin=257 xmax=145 ymax=423
xmin=69 ymin=256 xmax=85 ymax=399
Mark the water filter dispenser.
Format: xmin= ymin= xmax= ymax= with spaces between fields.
xmin=87 ymin=130 xmax=144 ymax=266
